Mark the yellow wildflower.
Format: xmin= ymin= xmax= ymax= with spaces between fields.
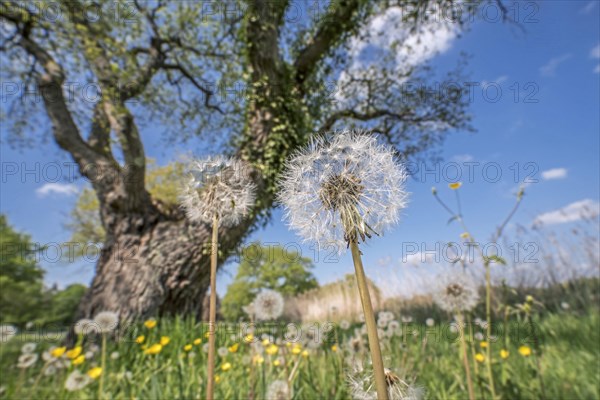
xmin=144 ymin=344 xmax=163 ymax=355
xmin=144 ymin=319 xmax=157 ymax=329
xmin=291 ymin=345 xmax=302 ymax=355
xmin=475 ymin=353 xmax=485 ymax=363
xmin=136 ymin=335 xmax=145 ymax=344
xmin=184 ymin=344 xmax=193 ymax=352
xmin=460 ymin=232 xmax=470 ymax=239
xmin=285 ymin=342 xmax=292 ymax=348
xmin=204 ymin=332 xmax=210 ymax=339
xmin=243 ymin=334 xmax=254 ymax=343
xmin=449 ymin=182 xmax=462 ymax=190
xmin=215 ymin=375 xmax=221 ymax=384
xmin=518 ymin=346 xmax=532 ymax=357
xmin=87 ymin=367 xmax=102 ymax=379
xmin=193 ymin=338 xmax=202 ymax=345
xmin=253 ymin=355 xmax=264 ymax=365
xmin=500 ymin=349 xmax=510 ymax=359
xmin=265 ymin=344 xmax=278 ymax=355
xmin=72 ymin=355 xmax=85 ymax=365
xmin=273 ymin=359 xmax=281 ymax=366
xmin=480 ymin=341 xmax=488 ymax=349
xmin=228 ymin=343 xmax=239 ymax=353
xmin=301 ymin=350 xmax=309 ymax=358
xmin=262 ymin=338 xmax=270 ymax=346
xmin=51 ymin=347 xmax=66 ymax=358
xmin=66 ymin=346 xmax=82 ymax=359
xmin=331 ymin=344 xmax=338 ymax=352
xmin=221 ymin=362 xmax=232 ymax=372
xmin=160 ymin=336 xmax=170 ymax=346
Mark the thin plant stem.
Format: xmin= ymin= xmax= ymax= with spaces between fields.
xmin=350 ymin=240 xmax=389 ymax=400
xmin=457 ymin=313 xmax=475 ymax=400
xmin=99 ymin=333 xmax=107 ymax=399
xmin=206 ymin=213 xmax=219 ymax=400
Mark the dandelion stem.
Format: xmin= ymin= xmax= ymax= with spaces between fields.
xmin=457 ymin=313 xmax=475 ymax=400
xmin=350 ymin=240 xmax=389 ymax=400
xmin=99 ymin=333 xmax=107 ymax=400
xmin=206 ymin=213 xmax=219 ymax=400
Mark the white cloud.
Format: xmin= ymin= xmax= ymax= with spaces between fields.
xmin=36 ymin=183 xmax=78 ymax=197
xmin=591 ymin=44 xmax=600 ymax=59
xmin=541 ymin=168 xmax=567 ymax=180
xmin=580 ymin=1 xmax=597 ymax=14
xmin=594 ymin=64 xmax=600 ymax=74
xmin=451 ymin=154 xmax=474 ymax=163
xmin=481 ymin=75 xmax=508 ymax=88
xmin=539 ymin=54 xmax=572 ymax=77
xmin=533 ymin=199 xmax=599 ymax=227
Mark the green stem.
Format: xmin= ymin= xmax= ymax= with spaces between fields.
xmin=484 ymin=261 xmax=497 ymax=400
xmin=99 ymin=333 xmax=107 ymax=399
xmin=350 ymin=240 xmax=389 ymax=400
xmin=206 ymin=213 xmax=219 ymax=400
xmin=457 ymin=314 xmax=475 ymax=400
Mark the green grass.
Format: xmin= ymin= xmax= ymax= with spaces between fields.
xmin=0 ymin=309 xmax=598 ymax=399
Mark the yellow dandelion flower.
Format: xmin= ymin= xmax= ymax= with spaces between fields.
xmin=460 ymin=232 xmax=470 ymax=239
xmin=66 ymin=346 xmax=82 ymax=359
xmin=184 ymin=344 xmax=193 ymax=352
xmin=51 ymin=346 xmax=66 ymax=358
xmin=243 ymin=334 xmax=254 ymax=344
xmin=144 ymin=344 xmax=163 ymax=355
xmin=136 ymin=335 xmax=145 ymax=344
xmin=262 ymin=338 xmax=270 ymax=346
xmin=265 ymin=344 xmax=278 ymax=355
xmin=87 ymin=367 xmax=102 ymax=379
xmin=331 ymin=344 xmax=338 ymax=352
xmin=500 ymin=349 xmax=509 ymax=359
xmin=480 ymin=341 xmax=488 ymax=349
xmin=518 ymin=346 xmax=532 ymax=357
xmin=141 ymin=345 xmax=147 ymax=350
xmin=204 ymin=332 xmax=210 ymax=339
xmin=449 ymin=182 xmax=462 ymax=190
xmin=228 ymin=343 xmax=239 ymax=353
xmin=253 ymin=355 xmax=264 ymax=365
xmin=291 ymin=345 xmax=302 ymax=355
xmin=144 ymin=319 xmax=157 ymax=329
xmin=193 ymin=338 xmax=202 ymax=345
xmin=221 ymin=362 xmax=232 ymax=372
xmin=72 ymin=355 xmax=85 ymax=365
xmin=475 ymin=353 xmax=485 ymax=363
xmin=215 ymin=375 xmax=221 ymax=384
xmin=273 ymin=359 xmax=281 ymax=366
xmin=285 ymin=342 xmax=292 ymax=348
xmin=160 ymin=336 xmax=170 ymax=346
xmin=301 ymin=350 xmax=309 ymax=358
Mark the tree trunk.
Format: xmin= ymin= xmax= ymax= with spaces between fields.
xmin=77 ymin=203 xmax=253 ymax=321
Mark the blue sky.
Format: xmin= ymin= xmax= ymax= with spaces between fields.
xmin=1 ymin=1 xmax=599 ymax=297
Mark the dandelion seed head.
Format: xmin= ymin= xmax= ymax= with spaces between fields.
xmin=278 ymin=131 xmax=408 ymax=252
xmin=74 ymin=319 xmax=98 ymax=336
xmin=21 ymin=343 xmax=36 ymax=354
xmin=433 ymin=273 xmax=479 ymax=313
xmin=17 ymin=353 xmax=38 ymax=369
xmin=65 ymin=370 xmax=92 ymax=391
xmin=93 ymin=311 xmax=119 ymax=333
xmin=254 ymin=289 xmax=284 ymax=321
xmin=180 ymin=156 xmax=255 ymax=227
xmin=347 ymin=363 xmax=423 ymax=400
xmin=266 ymin=380 xmax=290 ymax=400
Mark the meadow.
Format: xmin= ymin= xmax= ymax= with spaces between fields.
xmin=1 ymin=285 xmax=598 ymax=400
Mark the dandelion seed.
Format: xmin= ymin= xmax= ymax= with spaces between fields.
xmin=278 ymin=131 xmax=408 ymax=251
xmin=17 ymin=353 xmax=38 ymax=368
xmin=433 ymin=273 xmax=480 ymax=313
xmin=21 ymin=343 xmax=36 ymax=354
xmin=93 ymin=311 xmax=118 ymax=333
xmin=180 ymin=156 xmax=256 ymax=227
xmin=266 ymin=380 xmax=290 ymax=400
xmin=65 ymin=370 xmax=91 ymax=391
xmin=254 ymin=289 xmax=284 ymax=321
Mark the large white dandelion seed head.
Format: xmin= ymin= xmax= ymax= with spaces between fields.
xmin=266 ymin=380 xmax=290 ymax=400
xmin=347 ymin=363 xmax=424 ymax=400
xmin=253 ymin=289 xmax=284 ymax=321
xmin=65 ymin=370 xmax=92 ymax=391
xmin=93 ymin=311 xmax=119 ymax=333
xmin=17 ymin=353 xmax=38 ymax=369
xmin=433 ymin=273 xmax=480 ymax=313
xmin=180 ymin=156 xmax=256 ymax=227
xmin=278 ymin=130 xmax=408 ymax=253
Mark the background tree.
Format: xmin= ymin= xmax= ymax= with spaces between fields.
xmin=221 ymin=243 xmax=318 ymax=321
xmin=0 ymin=0 xmax=511 ymax=319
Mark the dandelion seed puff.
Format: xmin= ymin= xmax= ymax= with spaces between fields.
xmin=266 ymin=380 xmax=290 ymax=400
xmin=17 ymin=353 xmax=38 ymax=368
xmin=433 ymin=273 xmax=479 ymax=313
xmin=254 ymin=289 xmax=284 ymax=321
xmin=561 ymin=302 xmax=570 ymax=310
xmin=0 ymin=325 xmax=17 ymax=342
xmin=21 ymin=342 xmax=36 ymax=354
xmin=110 ymin=351 xmax=120 ymax=360
xmin=401 ymin=316 xmax=412 ymax=324
xmin=217 ymin=347 xmax=228 ymax=357
xmin=93 ymin=311 xmax=119 ymax=333
xmin=347 ymin=363 xmax=424 ymax=400
xmin=388 ymin=320 xmax=400 ymax=333
xmin=426 ymin=318 xmax=435 ymax=327
xmin=474 ymin=332 xmax=484 ymax=341
xmin=65 ymin=370 xmax=92 ymax=391
xmin=44 ymin=364 xmax=57 ymax=376
xmin=74 ymin=318 xmax=99 ymax=335
xmin=180 ymin=156 xmax=256 ymax=227
xmin=340 ymin=320 xmax=351 ymax=330
xmin=278 ymin=130 xmax=408 ymax=253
